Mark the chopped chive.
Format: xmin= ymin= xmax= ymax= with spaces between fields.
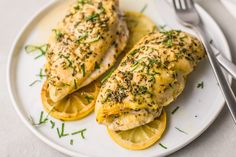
xmin=36 ymin=68 xmax=47 ymax=80
xmin=159 ymin=143 xmax=167 ymax=149
xmin=76 ymin=33 xmax=88 ymax=43
xmin=29 ymin=80 xmax=41 ymax=86
xmin=130 ymin=49 xmax=138 ymax=56
xmin=101 ymin=68 xmax=115 ymax=84
xmin=52 ymin=29 xmax=63 ymax=41
xmin=57 ymin=123 xmax=69 ymax=138
xmin=86 ymin=13 xmax=99 ymax=21
xmin=159 ymin=24 xmax=167 ymax=32
xmin=25 ymin=44 xmax=48 ymax=59
xmin=87 ymin=35 xmax=101 ymax=43
xmin=94 ymin=61 xmax=100 ymax=70
xmin=171 ymin=106 xmax=180 ymax=115
xmin=81 ymin=63 xmax=86 ymax=77
xmin=140 ymin=4 xmax=148 ymax=13
xmin=85 ymin=95 xmax=94 ymax=103
xmin=70 ymin=139 xmax=74 ymax=145
xmin=175 ymin=127 xmax=188 ymax=135
xmin=57 ymin=128 xmax=61 ymax=138
xmin=197 ymin=81 xmax=204 ymax=89
xmin=71 ymin=128 xmax=87 ymax=139
xmin=28 ymin=115 xmax=36 ymax=125
xmin=74 ymin=79 xmax=77 ymax=89
xmin=60 ymin=55 xmax=73 ymax=68
xmin=50 ymin=120 xmax=55 ymax=129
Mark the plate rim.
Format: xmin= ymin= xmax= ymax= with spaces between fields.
xmin=6 ymin=0 xmax=232 ymax=157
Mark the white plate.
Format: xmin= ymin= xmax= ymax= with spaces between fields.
xmin=221 ymin=0 xmax=236 ymax=18
xmin=7 ymin=0 xmax=231 ymax=156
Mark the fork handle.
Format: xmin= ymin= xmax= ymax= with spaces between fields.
xmin=194 ymin=26 xmax=236 ymax=123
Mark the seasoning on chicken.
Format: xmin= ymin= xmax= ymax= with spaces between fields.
xmin=45 ymin=0 xmax=129 ymax=102
xmin=95 ymin=30 xmax=205 ymax=131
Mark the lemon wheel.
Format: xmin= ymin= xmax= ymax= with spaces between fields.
xmin=124 ymin=11 xmax=158 ymax=52
xmin=41 ymin=81 xmax=100 ymax=121
xmin=107 ymin=110 xmax=166 ymax=150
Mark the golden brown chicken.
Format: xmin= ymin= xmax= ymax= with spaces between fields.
xmin=95 ymin=30 xmax=205 ymax=131
xmin=45 ymin=0 xmax=129 ymax=102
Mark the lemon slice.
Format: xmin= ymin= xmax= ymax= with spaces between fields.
xmin=124 ymin=11 xmax=158 ymax=52
xmin=107 ymin=110 xmax=166 ymax=150
xmin=41 ymin=81 xmax=100 ymax=121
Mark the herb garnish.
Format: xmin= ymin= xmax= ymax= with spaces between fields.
xmin=88 ymin=35 xmax=101 ymax=43
xmin=81 ymin=63 xmax=86 ymax=77
xmin=140 ymin=4 xmax=148 ymax=13
xmin=29 ymin=80 xmax=41 ymax=87
xmin=52 ymin=29 xmax=63 ymax=41
xmin=101 ymin=68 xmax=115 ymax=84
xmin=94 ymin=61 xmax=100 ymax=70
xmin=70 ymin=139 xmax=74 ymax=145
xmin=50 ymin=120 xmax=55 ymax=129
xmin=76 ymin=33 xmax=88 ymax=43
xmin=171 ymin=106 xmax=180 ymax=114
xmin=85 ymin=95 xmax=94 ymax=103
xmin=36 ymin=68 xmax=47 ymax=80
xmin=74 ymin=79 xmax=78 ymax=89
xmin=30 ymin=111 xmax=48 ymax=126
xmin=159 ymin=143 xmax=167 ymax=149
xmin=197 ymin=81 xmax=204 ymax=89
xmin=25 ymin=44 xmax=48 ymax=59
xmin=175 ymin=127 xmax=188 ymax=135
xmin=57 ymin=123 xmax=69 ymax=138
xmin=71 ymin=128 xmax=87 ymax=139
xmin=86 ymin=13 xmax=99 ymax=21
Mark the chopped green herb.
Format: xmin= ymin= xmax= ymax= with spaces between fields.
xmin=159 ymin=25 xmax=167 ymax=32
xmin=57 ymin=123 xmax=69 ymax=138
xmin=29 ymin=80 xmax=41 ymax=86
xmin=88 ymin=35 xmax=101 ymax=43
xmin=101 ymin=68 xmax=115 ymax=84
xmin=159 ymin=143 xmax=167 ymax=149
xmin=175 ymin=127 xmax=188 ymax=135
xmin=71 ymin=128 xmax=87 ymax=139
xmin=28 ymin=115 xmax=36 ymax=125
xmin=130 ymin=49 xmax=138 ymax=56
xmin=197 ymin=81 xmax=204 ymax=89
xmin=70 ymin=139 xmax=74 ymax=145
xmin=74 ymin=79 xmax=77 ymax=89
xmin=31 ymin=111 xmax=48 ymax=126
xmin=81 ymin=63 xmax=86 ymax=77
xmin=86 ymin=13 xmax=99 ymax=21
xmin=171 ymin=106 xmax=180 ymax=114
xmin=94 ymin=62 xmax=100 ymax=70
xmin=25 ymin=44 xmax=48 ymax=59
xmin=140 ymin=4 xmax=148 ymax=13
xmin=52 ymin=29 xmax=63 ymax=41
xmin=85 ymin=95 xmax=94 ymax=103
xmin=50 ymin=120 xmax=55 ymax=129
xmin=36 ymin=68 xmax=47 ymax=80
xmin=60 ymin=54 xmax=73 ymax=68
xmin=76 ymin=33 xmax=88 ymax=43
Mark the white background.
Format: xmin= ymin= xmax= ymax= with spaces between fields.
xmin=1 ymin=0 xmax=236 ymax=156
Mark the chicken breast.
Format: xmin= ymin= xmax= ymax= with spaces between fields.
xmin=95 ymin=30 xmax=205 ymax=131
xmin=45 ymin=0 xmax=128 ymax=102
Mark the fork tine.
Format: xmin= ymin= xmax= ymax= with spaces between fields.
xmin=187 ymin=0 xmax=195 ymax=8
xmin=172 ymin=0 xmax=177 ymax=9
xmin=178 ymin=0 xmax=183 ymax=9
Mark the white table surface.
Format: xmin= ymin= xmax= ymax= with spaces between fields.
xmin=1 ymin=0 xmax=236 ymax=156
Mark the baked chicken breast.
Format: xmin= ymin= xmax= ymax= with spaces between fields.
xmin=95 ymin=30 xmax=205 ymax=131
xmin=45 ymin=0 xmax=129 ymax=102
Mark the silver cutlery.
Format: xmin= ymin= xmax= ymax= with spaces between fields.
xmin=172 ymin=0 xmax=236 ymax=123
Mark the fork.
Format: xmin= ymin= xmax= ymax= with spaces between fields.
xmin=172 ymin=0 xmax=236 ymax=123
